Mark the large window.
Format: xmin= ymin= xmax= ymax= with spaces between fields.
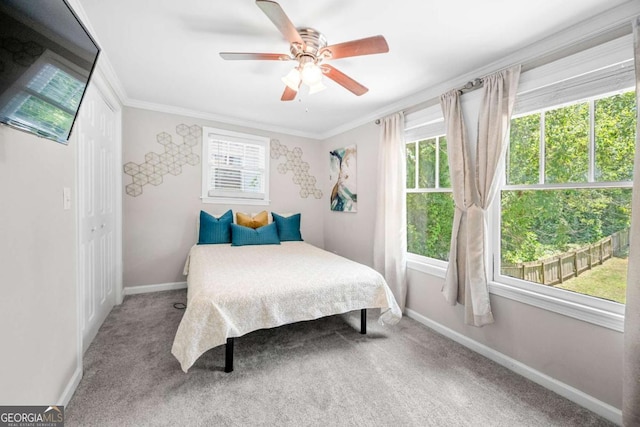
xmin=404 ymin=35 xmax=635 ymax=328
xmin=201 ymin=127 xmax=270 ymax=204
xmin=406 ymin=135 xmax=455 ymax=261
xmin=500 ymin=90 xmax=635 ymax=304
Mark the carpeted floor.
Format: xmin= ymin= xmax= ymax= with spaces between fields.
xmin=66 ymin=290 xmax=613 ymax=426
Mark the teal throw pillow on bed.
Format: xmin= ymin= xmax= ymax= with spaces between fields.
xmin=272 ymin=212 xmax=303 ymax=241
xmin=231 ymin=222 xmax=281 ymax=246
xmin=198 ymin=210 xmax=233 ymax=244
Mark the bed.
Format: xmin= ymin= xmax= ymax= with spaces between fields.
xmin=171 ymin=241 xmax=402 ymax=372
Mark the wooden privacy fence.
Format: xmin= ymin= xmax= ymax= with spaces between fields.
xmin=501 ymin=229 xmax=630 ymax=286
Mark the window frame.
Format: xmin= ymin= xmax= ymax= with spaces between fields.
xmin=405 ymin=117 xmax=454 ymax=266
xmin=201 ymin=126 xmax=270 ymax=205
xmin=491 ymin=88 xmax=634 ymax=330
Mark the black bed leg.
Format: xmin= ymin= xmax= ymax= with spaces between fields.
xmin=225 ymin=338 xmax=234 ymax=373
xmin=360 ymin=309 xmax=367 ymax=335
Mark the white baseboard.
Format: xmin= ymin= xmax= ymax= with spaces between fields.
xmin=58 ymin=366 xmax=82 ymax=407
xmin=123 ymin=281 xmax=187 ymax=295
xmin=58 ymin=282 xmax=187 ymax=407
xmin=404 ymin=308 xmax=622 ymax=426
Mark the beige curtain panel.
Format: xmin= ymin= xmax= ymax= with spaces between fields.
xmin=440 ymin=65 xmax=521 ymax=327
xmin=374 ymin=112 xmax=408 ymax=311
xmin=439 ymin=90 xmax=474 ymax=312
xmin=623 ymin=15 xmax=640 ymax=427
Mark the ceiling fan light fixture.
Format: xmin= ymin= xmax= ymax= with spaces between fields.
xmin=281 ymin=67 xmax=301 ymax=91
xmin=220 ymin=1 xmax=389 ymax=100
xmin=308 ymin=80 xmax=326 ymax=95
xmin=300 ymin=62 xmax=323 ymax=86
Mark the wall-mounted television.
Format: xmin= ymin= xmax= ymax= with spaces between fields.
xmin=0 ymin=0 xmax=100 ymax=144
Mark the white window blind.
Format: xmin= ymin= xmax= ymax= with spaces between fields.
xmin=404 ymin=104 xmax=445 ymax=143
xmin=202 ymin=127 xmax=270 ymax=203
xmin=514 ymin=34 xmax=634 ymax=115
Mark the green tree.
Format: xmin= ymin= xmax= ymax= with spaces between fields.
xmin=406 ymin=142 xmax=416 ymax=188
xmin=439 ymin=137 xmax=451 ymax=187
xmin=595 ymin=91 xmax=636 ymax=182
xmin=407 ymin=192 xmax=454 ymax=260
xmin=545 ymin=103 xmax=589 ymax=183
xmin=418 ymin=138 xmax=436 ymax=188
xmin=508 ymin=115 xmax=539 ymax=185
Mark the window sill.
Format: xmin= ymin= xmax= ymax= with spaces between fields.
xmin=201 ymin=196 xmax=270 ymax=206
xmin=406 ymin=254 xmax=624 ymax=332
xmin=488 ymin=281 xmax=624 ymax=332
xmin=407 ymin=254 xmax=447 ymax=278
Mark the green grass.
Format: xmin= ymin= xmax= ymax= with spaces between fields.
xmin=555 ymin=256 xmax=627 ymax=304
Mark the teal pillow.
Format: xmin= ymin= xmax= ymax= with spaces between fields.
xmin=231 ymin=222 xmax=281 ymax=246
xmin=272 ymin=212 xmax=303 ymax=241
xmin=198 ymin=210 xmax=232 ymax=244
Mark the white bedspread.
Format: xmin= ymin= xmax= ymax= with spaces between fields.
xmin=171 ymin=241 xmax=402 ymax=372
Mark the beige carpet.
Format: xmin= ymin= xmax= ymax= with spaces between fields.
xmin=66 ymin=290 xmax=612 ymax=426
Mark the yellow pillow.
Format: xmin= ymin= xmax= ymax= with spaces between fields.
xmin=236 ymin=211 xmax=268 ymax=229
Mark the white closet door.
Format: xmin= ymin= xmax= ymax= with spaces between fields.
xmin=77 ymin=83 xmax=117 ymax=352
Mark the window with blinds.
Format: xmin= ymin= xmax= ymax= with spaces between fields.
xmin=201 ymin=127 xmax=270 ymax=204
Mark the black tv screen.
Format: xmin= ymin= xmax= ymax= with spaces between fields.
xmin=0 ymin=0 xmax=100 ymax=144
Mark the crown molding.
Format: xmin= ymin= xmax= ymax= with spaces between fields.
xmin=66 ymin=0 xmax=127 ymax=106
xmin=317 ymin=0 xmax=640 ymax=140
xmin=123 ymin=98 xmax=321 ymax=140
xmin=68 ymin=0 xmax=640 ymax=142
xmin=68 ymin=0 xmax=321 ymax=139
xmin=93 ymin=55 xmax=127 ymax=106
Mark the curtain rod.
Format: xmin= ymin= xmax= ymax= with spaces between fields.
xmin=374 ymin=78 xmax=482 ymax=125
xmin=374 ymin=21 xmax=632 ymax=125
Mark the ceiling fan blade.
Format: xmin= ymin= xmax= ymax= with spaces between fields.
xmin=256 ymin=0 xmax=305 ymax=47
xmin=219 ymin=52 xmax=290 ymax=61
xmin=281 ymin=85 xmax=297 ymax=101
xmin=320 ymin=35 xmax=389 ymax=60
xmin=321 ymin=64 xmax=368 ymax=96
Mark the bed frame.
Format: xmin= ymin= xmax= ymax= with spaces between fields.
xmin=224 ymin=308 xmax=367 ymax=373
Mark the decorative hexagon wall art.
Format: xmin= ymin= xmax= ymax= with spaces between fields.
xmin=270 ymin=140 xmax=323 ymax=199
xmin=123 ymin=124 xmax=202 ymax=197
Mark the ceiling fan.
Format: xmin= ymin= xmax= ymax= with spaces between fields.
xmin=219 ymin=0 xmax=389 ymax=101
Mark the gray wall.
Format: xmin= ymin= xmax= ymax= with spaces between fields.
xmin=407 ymin=269 xmax=623 ymax=408
xmin=0 ymin=125 xmax=78 ymax=404
xmin=322 ymin=121 xmax=624 ymax=409
xmin=322 ymin=122 xmax=379 ymax=267
xmin=122 ymin=107 xmax=326 ymax=288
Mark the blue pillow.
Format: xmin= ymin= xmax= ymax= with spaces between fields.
xmin=231 ymin=222 xmax=281 ymax=246
xmin=272 ymin=212 xmax=303 ymax=241
xmin=198 ymin=210 xmax=232 ymax=244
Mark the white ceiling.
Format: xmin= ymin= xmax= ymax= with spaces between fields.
xmin=76 ymin=0 xmax=631 ymax=139
xmin=4 ymin=0 xmax=98 ymax=56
